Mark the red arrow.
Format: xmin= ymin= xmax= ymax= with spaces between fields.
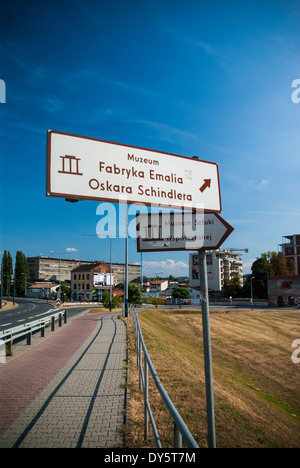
xmin=199 ymin=179 xmax=211 ymax=193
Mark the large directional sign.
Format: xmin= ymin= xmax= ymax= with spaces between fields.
xmin=136 ymin=211 xmax=234 ymax=252
xmin=47 ymin=131 xmax=221 ymax=212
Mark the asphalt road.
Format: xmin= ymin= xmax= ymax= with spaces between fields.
xmin=0 ymin=298 xmax=90 ymax=332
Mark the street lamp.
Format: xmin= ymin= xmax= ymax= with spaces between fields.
xmin=82 ymin=233 xmax=113 ymax=310
xmin=250 ymin=277 xmax=255 ymax=311
xmin=109 ymin=236 xmax=112 ymax=311
xmin=96 ymin=233 xmax=113 ymax=312
xmin=3 ymin=274 xmax=11 ymax=300
xmin=0 ymin=252 xmax=3 ymax=309
xmin=21 ymin=272 xmax=27 ymax=297
xmin=49 ymin=249 xmax=71 ymax=299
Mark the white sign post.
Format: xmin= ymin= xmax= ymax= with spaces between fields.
xmin=47 ymin=130 xmax=221 ymax=212
xmin=136 ymin=211 xmax=233 ymax=252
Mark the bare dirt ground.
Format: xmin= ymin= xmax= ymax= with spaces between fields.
xmin=124 ymin=308 xmax=300 ymax=448
xmin=0 ymin=300 xmax=18 ymax=311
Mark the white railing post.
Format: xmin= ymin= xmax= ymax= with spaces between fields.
xmin=144 ymin=358 xmax=149 ymax=441
xmin=130 ymin=305 xmax=199 ymax=449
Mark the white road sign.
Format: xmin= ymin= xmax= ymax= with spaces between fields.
xmin=47 ymin=131 xmax=221 ymax=212
xmin=136 ymin=211 xmax=234 ymax=252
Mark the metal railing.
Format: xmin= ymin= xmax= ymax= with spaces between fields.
xmin=129 ymin=305 xmax=199 ymax=449
xmin=0 ymin=309 xmax=67 ymax=346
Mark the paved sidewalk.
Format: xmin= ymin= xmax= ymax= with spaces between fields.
xmin=0 ymin=312 xmax=127 ymax=448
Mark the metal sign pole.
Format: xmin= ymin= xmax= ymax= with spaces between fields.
xmin=198 ymin=250 xmax=216 ymax=448
xmin=124 ymin=203 xmax=129 ymax=317
xmin=0 ymin=263 xmax=2 ymax=309
xmin=109 ymin=237 xmax=112 ymax=312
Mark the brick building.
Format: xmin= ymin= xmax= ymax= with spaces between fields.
xmin=280 ymin=234 xmax=300 ymax=275
xmin=71 ymin=262 xmax=112 ymax=302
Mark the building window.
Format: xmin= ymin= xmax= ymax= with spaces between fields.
xmin=74 ymin=274 xmax=77 ymax=280
xmin=74 ymin=284 xmax=77 ymax=290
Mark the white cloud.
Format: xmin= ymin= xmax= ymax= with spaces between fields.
xmin=243 ymin=259 xmax=256 ymax=274
xmin=66 ymin=247 xmax=78 ymax=252
xmin=42 ymin=94 xmax=64 ymax=113
xmin=249 ymin=179 xmax=269 ymax=189
xmin=138 ymin=120 xmax=199 ymax=144
xmin=246 ymin=210 xmax=300 ymax=216
xmin=163 ymin=27 xmax=213 ymax=54
xmin=143 ymin=259 xmax=188 ymax=277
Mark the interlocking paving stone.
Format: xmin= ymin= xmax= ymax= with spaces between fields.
xmin=0 ymin=312 xmax=127 ymax=448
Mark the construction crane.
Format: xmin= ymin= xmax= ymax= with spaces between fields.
xmin=153 ymin=272 xmax=163 ymax=279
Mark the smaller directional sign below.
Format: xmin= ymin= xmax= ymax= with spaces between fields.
xmin=136 ymin=211 xmax=234 ymax=252
xmin=56 ymin=298 xmax=62 ymax=307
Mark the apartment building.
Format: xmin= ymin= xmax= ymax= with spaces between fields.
xmin=280 ymin=234 xmax=300 ymax=275
xmin=111 ymin=262 xmax=141 ymax=284
xmin=27 ymin=256 xmax=91 ymax=282
xmin=189 ymin=250 xmax=243 ymax=291
xmin=27 ymin=256 xmax=141 ymax=285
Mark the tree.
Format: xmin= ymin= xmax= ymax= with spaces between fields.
xmin=119 ymin=282 xmax=143 ymax=305
xmin=1 ymin=250 xmax=13 ymax=295
xmin=56 ymin=283 xmax=71 ymax=302
xmin=251 ymin=255 xmax=270 ymax=299
xmin=223 ymin=277 xmax=242 ymax=298
xmin=102 ymin=290 xmax=120 ymax=309
xmin=269 ymin=252 xmax=295 ymax=275
xmin=250 ymin=251 xmax=295 ymax=299
xmin=172 ymin=287 xmax=190 ymax=301
xmin=128 ymin=283 xmax=143 ymax=305
xmin=14 ymin=251 xmax=29 ymax=296
xmin=241 ymin=275 xmax=251 ymax=297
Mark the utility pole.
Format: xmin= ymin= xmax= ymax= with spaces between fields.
xmin=0 ymin=264 xmax=2 ymax=309
xmin=124 ymin=203 xmax=129 ymax=317
xmin=110 ymin=237 xmax=112 ymax=312
xmin=250 ymin=276 xmax=255 ymax=311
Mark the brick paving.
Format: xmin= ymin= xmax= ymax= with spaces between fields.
xmin=0 ymin=312 xmax=127 ymax=448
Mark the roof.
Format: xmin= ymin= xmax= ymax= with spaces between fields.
xmin=149 ymin=280 xmax=168 ymax=284
xmin=267 ymin=275 xmax=300 ymax=280
xmin=113 ymin=289 xmax=124 ymax=296
xmin=28 ymin=283 xmax=57 ymax=289
xmin=71 ymin=263 xmax=99 ymax=273
xmin=71 ymin=262 xmax=112 ymax=273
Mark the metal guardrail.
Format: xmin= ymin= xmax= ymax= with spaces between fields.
xmin=0 ymin=309 xmax=67 ymax=346
xmin=129 ymin=305 xmax=199 ymax=449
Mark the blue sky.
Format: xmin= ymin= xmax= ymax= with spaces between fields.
xmin=0 ymin=0 xmax=299 ymax=278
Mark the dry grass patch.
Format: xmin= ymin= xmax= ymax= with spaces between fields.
xmin=124 ymin=308 xmax=300 ymax=448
